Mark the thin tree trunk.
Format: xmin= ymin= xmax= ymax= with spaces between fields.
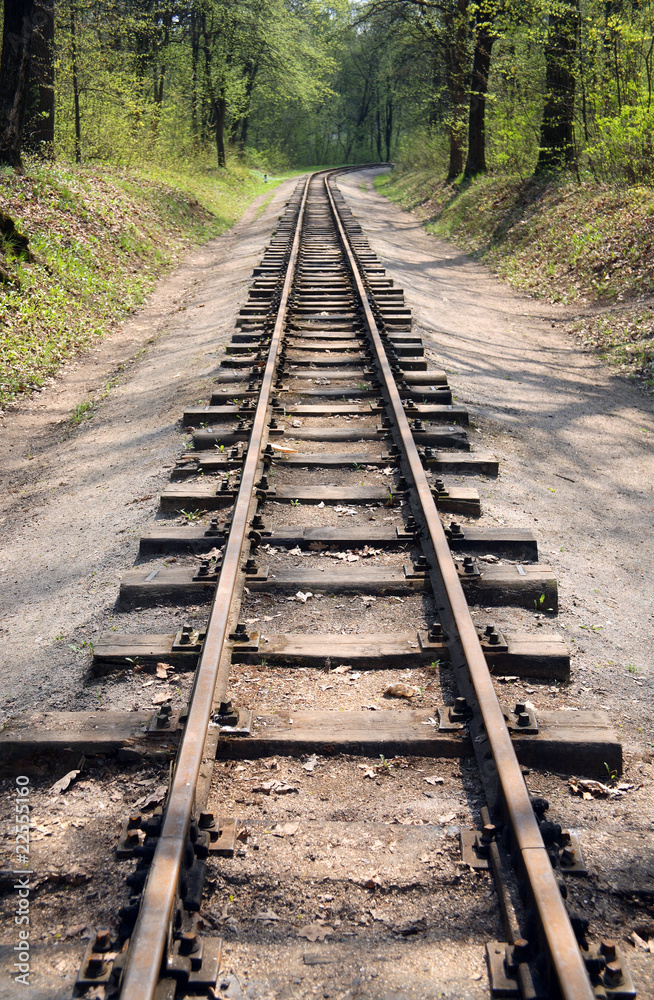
xmin=25 ymin=0 xmax=54 ymax=155
xmin=190 ymin=11 xmax=199 ymax=141
xmin=70 ymin=4 xmax=81 ymax=163
xmin=445 ymin=0 xmax=468 ymax=181
xmin=215 ymin=90 xmax=226 ymax=167
xmin=464 ymin=26 xmax=495 ymax=178
xmin=384 ymin=85 xmax=393 ymax=161
xmin=535 ymin=0 xmax=579 ymax=174
xmin=0 ymin=0 xmax=36 ymax=170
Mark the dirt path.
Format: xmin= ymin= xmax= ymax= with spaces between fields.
xmin=0 ymin=177 xmax=301 ymax=721
xmin=338 ymin=168 xmax=654 ymax=757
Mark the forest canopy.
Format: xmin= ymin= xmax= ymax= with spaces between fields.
xmin=1 ymin=0 xmax=653 ymax=183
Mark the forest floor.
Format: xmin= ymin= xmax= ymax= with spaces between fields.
xmin=0 ymin=167 xmax=653 ymax=997
xmin=375 ymin=167 xmax=654 ymax=394
xmin=0 ymin=158 xmax=298 ymax=409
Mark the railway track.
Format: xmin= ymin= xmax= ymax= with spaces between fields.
xmin=2 ymin=169 xmax=634 ymax=999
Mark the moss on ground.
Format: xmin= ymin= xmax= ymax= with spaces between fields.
xmin=0 ymin=160 xmax=295 ymax=408
xmin=375 ymin=169 xmax=654 ymax=393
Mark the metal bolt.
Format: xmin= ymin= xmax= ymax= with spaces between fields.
xmin=428 ymin=622 xmax=443 ymax=641
xmin=455 ymin=697 xmax=468 ymax=712
xmin=489 ymin=632 xmax=500 ymax=645
xmin=600 ymin=939 xmax=617 ymax=961
xmin=463 ymin=557 xmax=476 ymax=573
xmin=199 ymin=811 xmax=215 ymax=829
xmin=561 ymin=846 xmax=575 ymax=865
xmin=86 ymin=956 xmax=106 ymax=977
xmin=515 ymin=702 xmax=526 ymax=714
xmin=127 ymin=815 xmax=141 ymax=829
xmin=125 ymin=830 xmax=140 ymax=847
xmin=604 ymin=961 xmax=623 ymax=987
xmin=481 ymin=823 xmax=497 ymax=843
xmin=449 ymin=522 xmax=463 ymax=536
xmin=517 ymin=712 xmax=531 ymax=727
xmin=179 ymin=931 xmax=199 ymax=955
xmin=513 ymin=938 xmax=530 ymax=962
xmin=95 ymin=930 xmax=111 ymax=952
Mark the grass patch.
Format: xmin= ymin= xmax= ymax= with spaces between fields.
xmin=0 ymin=158 xmax=302 ymax=409
xmin=375 ymin=168 xmax=654 ymax=390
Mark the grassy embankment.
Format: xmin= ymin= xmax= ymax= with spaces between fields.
xmin=375 ymin=169 xmax=654 ymax=393
xmin=0 ymin=160 xmax=306 ymax=410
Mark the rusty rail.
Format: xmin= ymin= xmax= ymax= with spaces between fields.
xmin=325 ymin=174 xmax=594 ymax=1000
xmin=118 ymin=175 xmax=312 ymax=1000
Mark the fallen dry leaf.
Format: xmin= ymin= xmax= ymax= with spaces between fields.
xmin=253 ymin=780 xmax=298 ymax=795
xmin=384 ymin=682 xmax=416 ymax=699
xmin=297 ymin=922 xmax=333 ymax=942
xmin=270 ymin=822 xmax=299 ymax=837
xmin=50 ymin=769 xmax=81 ymax=795
xmin=155 ymin=662 xmax=171 ymax=679
xmin=569 ymin=778 xmax=611 ymax=799
xmin=291 ymin=591 xmax=313 ymax=603
xmin=140 ymin=784 xmax=168 ymax=810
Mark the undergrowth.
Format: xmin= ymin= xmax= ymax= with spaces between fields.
xmin=375 ymin=168 xmax=654 ymax=392
xmin=0 ymin=158 xmax=294 ymax=408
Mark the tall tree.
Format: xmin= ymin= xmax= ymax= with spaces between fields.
xmin=24 ymin=0 xmax=55 ymax=154
xmin=535 ymin=0 xmax=579 ymax=173
xmin=0 ymin=0 xmax=36 ymax=169
xmin=464 ymin=0 xmax=498 ymax=177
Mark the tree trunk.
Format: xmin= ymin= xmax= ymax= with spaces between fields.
xmin=444 ymin=0 xmax=469 ymax=181
xmin=384 ymin=84 xmax=393 ymax=161
xmin=535 ymin=0 xmax=579 ymax=174
xmin=24 ymin=0 xmax=54 ymax=156
xmin=464 ymin=26 xmax=495 ymax=178
xmin=0 ymin=0 xmax=36 ymax=170
xmin=237 ymin=63 xmax=258 ymax=153
xmin=215 ymin=90 xmax=226 ymax=167
xmin=70 ymin=4 xmax=81 ymax=163
xmin=190 ymin=11 xmax=199 ymax=141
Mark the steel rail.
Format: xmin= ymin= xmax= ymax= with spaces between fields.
xmin=119 ymin=174 xmax=312 ymax=1000
xmin=325 ymin=174 xmax=594 ymax=1000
